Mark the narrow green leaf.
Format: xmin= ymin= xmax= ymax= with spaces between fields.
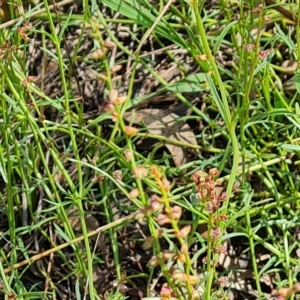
xmin=278 ymin=143 xmax=300 ymax=152
xmin=213 ymin=20 xmax=238 ymax=55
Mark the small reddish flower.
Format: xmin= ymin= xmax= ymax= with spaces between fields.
xmin=104 ymin=102 xmax=115 ymax=112
xmin=214 ymin=244 xmax=227 ymax=255
xmin=245 ymin=43 xmax=255 ymax=52
xmin=157 ymin=213 xmax=171 ymax=225
xmin=258 ymin=49 xmax=270 ymax=60
xmin=205 ymin=202 xmax=216 ymax=213
xmin=172 ymin=205 xmax=182 ymax=221
xmin=160 ymin=283 xmax=175 ymax=299
xmin=209 ymin=168 xmax=219 ymax=177
xmin=211 ymin=227 xmax=222 ymax=239
xmin=172 ymin=270 xmax=186 ymax=283
xmin=150 ymin=165 xmax=162 ymax=179
xmin=217 ymin=276 xmax=228 ymax=287
xmin=219 ymin=214 xmax=228 ymax=221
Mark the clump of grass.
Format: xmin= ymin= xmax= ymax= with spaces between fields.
xmin=1 ymin=0 xmax=300 ymax=299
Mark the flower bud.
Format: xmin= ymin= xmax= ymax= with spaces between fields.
xmin=160 ymin=284 xmax=174 ymax=298
xmin=209 ymin=168 xmax=219 ymax=177
xmin=147 ymin=255 xmax=160 ymax=268
xmin=110 ymin=64 xmax=122 ymax=74
xmin=175 ymin=225 xmax=191 ymax=238
xmin=124 ymin=126 xmax=138 ymax=136
xmin=109 ymin=89 xmax=118 ymax=102
xmin=124 ymin=149 xmax=133 ymax=162
xmin=142 ymin=236 xmax=153 ymax=250
xmin=128 ymin=188 xmax=139 ymax=199
xmin=104 ymin=102 xmax=115 ymax=112
xmin=176 ymin=253 xmax=186 ymax=263
xmin=149 ymin=200 xmax=164 ymax=213
xmin=112 ymin=170 xmax=123 ymax=181
xmin=161 ymin=250 xmax=176 ymax=261
xmin=162 ymin=179 xmax=171 ymax=191
xmin=133 ymin=166 xmax=148 ymax=179
xmin=104 ymin=39 xmax=116 ymax=48
xmin=157 ymin=214 xmax=170 ymax=225
xmin=186 ymin=275 xmax=198 ymax=285
xmin=172 ymin=205 xmax=182 ymax=221
xmin=88 ymin=48 xmax=107 ymax=60
xmin=115 ymin=95 xmax=127 ymax=105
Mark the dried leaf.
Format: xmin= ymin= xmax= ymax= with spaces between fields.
xmin=124 ymin=108 xmax=198 ymax=167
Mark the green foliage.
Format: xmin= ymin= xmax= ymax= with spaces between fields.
xmin=0 ymin=0 xmax=300 ymax=299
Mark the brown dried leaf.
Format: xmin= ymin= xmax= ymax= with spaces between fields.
xmin=124 ymin=108 xmax=198 ymax=167
xmin=281 ymin=60 xmax=298 ymax=72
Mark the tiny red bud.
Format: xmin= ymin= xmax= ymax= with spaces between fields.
xmin=157 ymin=214 xmax=171 ymax=225
xmin=104 ymin=102 xmax=115 ymax=112
xmin=209 ymin=168 xmax=219 ymax=177
xmin=172 ymin=205 xmax=182 ymax=221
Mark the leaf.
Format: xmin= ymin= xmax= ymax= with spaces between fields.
xmin=294 ymin=69 xmax=300 ymax=94
xmin=129 ymin=72 xmax=207 ymax=109
xmin=274 ymin=23 xmax=295 ymax=52
xmin=278 ymin=143 xmax=300 ymax=152
xmin=124 ymin=108 xmax=198 ymax=167
xmin=206 ymin=75 xmax=228 ymax=125
xmin=100 ymin=0 xmax=186 ymax=48
xmin=213 ymin=20 xmax=238 ymax=55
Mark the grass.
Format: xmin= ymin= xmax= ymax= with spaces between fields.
xmin=1 ymin=0 xmax=300 ymax=299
